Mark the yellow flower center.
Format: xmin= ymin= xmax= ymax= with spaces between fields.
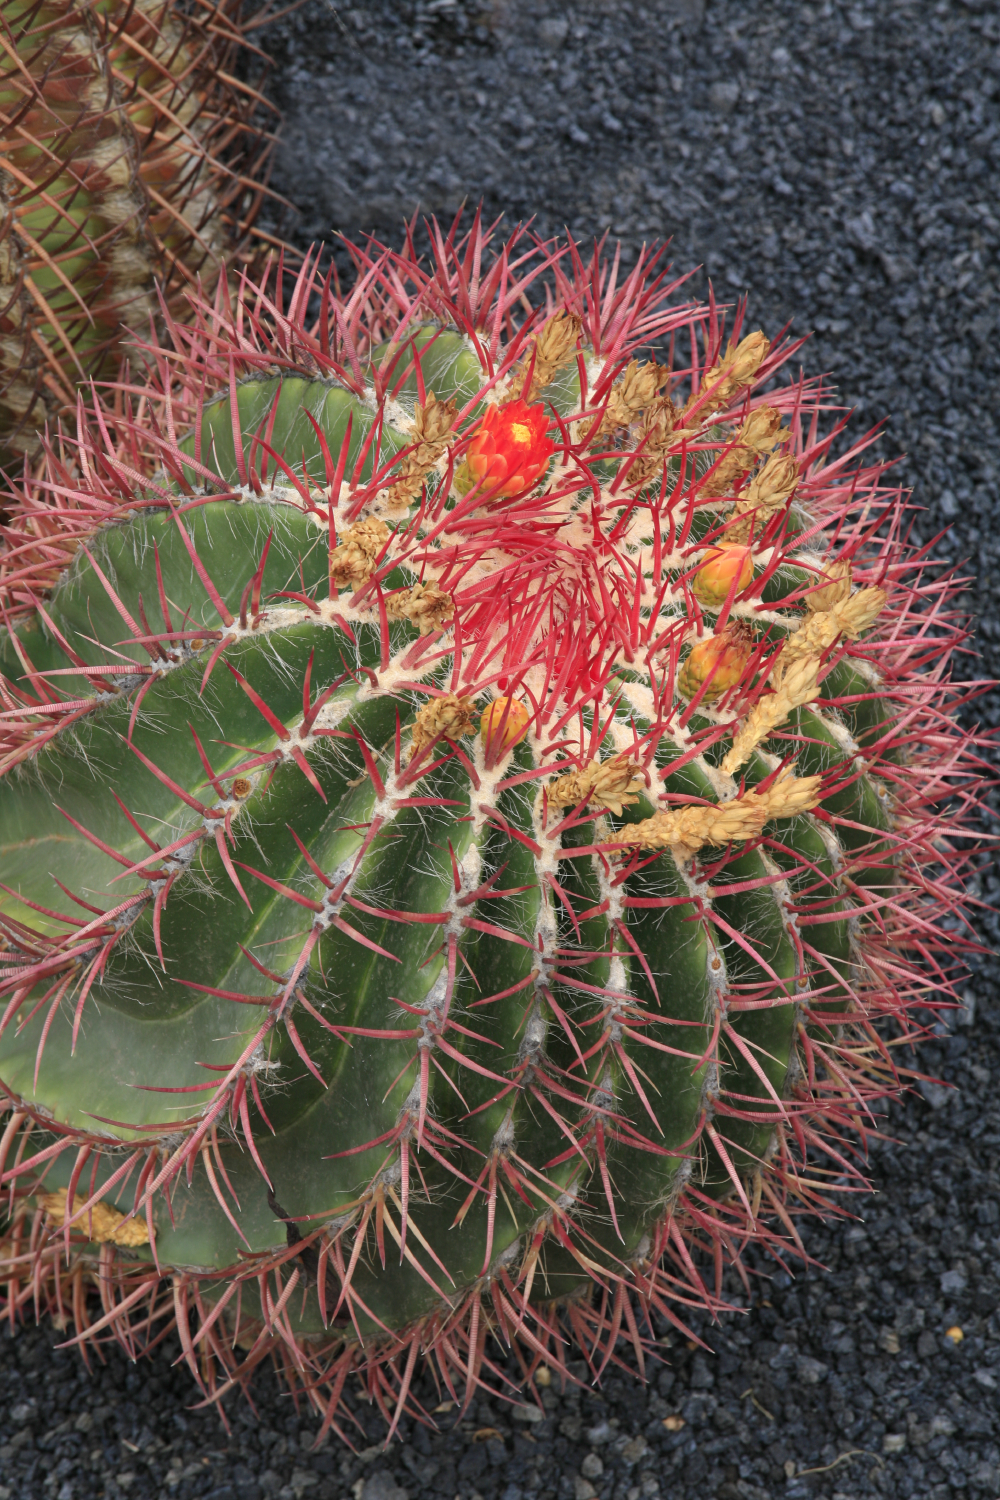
xmin=509 ymin=422 xmax=531 ymax=445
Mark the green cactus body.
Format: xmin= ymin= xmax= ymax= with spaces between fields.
xmin=0 ymin=228 xmax=979 ymax=1426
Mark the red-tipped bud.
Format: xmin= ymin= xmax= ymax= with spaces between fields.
xmin=691 ymin=544 xmax=754 ymax=608
xmin=480 ymin=695 xmax=530 ymax=759
xmin=678 ymin=624 xmax=753 ymax=703
xmin=455 ymin=400 xmax=555 ymax=498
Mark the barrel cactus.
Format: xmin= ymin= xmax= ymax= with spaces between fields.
xmin=0 ymin=0 xmax=277 ymax=465
xmin=0 ymin=220 xmax=981 ymax=1438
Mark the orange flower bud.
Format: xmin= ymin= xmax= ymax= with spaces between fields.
xmin=678 ymin=625 xmax=753 ymax=703
xmin=691 ymin=544 xmax=753 ymax=608
xmin=480 ymin=695 xmax=530 ymax=758
xmin=455 ymin=399 xmax=555 ymax=499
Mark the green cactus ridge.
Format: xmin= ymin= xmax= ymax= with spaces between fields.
xmin=0 ymin=227 xmax=979 ymax=1427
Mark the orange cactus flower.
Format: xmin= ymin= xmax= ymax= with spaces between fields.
xmin=678 ymin=623 xmax=753 ymax=703
xmin=691 ymin=544 xmax=754 ymax=608
xmin=480 ymin=695 xmax=531 ymax=760
xmin=456 ymin=399 xmax=555 ymax=498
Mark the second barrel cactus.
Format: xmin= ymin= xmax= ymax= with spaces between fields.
xmin=0 ymin=0 xmax=277 ymax=464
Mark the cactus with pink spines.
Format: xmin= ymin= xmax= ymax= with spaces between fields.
xmin=0 ymin=216 xmax=984 ymax=1436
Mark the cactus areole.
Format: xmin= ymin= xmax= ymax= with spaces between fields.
xmin=0 ymin=221 xmax=984 ymax=1437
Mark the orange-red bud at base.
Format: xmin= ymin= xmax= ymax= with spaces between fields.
xmin=678 ymin=627 xmax=753 ymax=703
xmin=454 ymin=399 xmax=555 ymax=498
xmin=480 ymin=696 xmax=531 ymax=758
xmin=691 ymin=545 xmax=754 ymax=608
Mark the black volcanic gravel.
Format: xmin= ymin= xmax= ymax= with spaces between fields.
xmin=3 ymin=2 xmax=1000 ymax=1498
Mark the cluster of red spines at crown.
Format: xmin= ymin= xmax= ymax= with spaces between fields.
xmin=0 ymin=212 xmax=990 ymax=1437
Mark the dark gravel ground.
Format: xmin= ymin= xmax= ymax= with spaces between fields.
xmin=3 ymin=2 xmax=1000 ymax=1498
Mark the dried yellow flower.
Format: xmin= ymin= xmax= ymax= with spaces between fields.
xmin=805 ymin=558 xmax=852 ymax=613
xmin=410 ymin=694 xmax=477 ymax=760
xmin=619 ymin=770 xmax=822 ymax=858
xmin=548 ymin=757 xmax=645 ymax=818
xmin=38 ymin=1188 xmax=151 ymax=1247
xmin=726 ymin=452 xmax=800 ymax=542
xmin=721 ymin=657 xmax=822 ymax=776
xmin=385 ymin=582 xmax=454 ymax=635
xmin=721 ymin=584 xmax=886 ymax=772
xmin=329 ymin=517 xmax=390 ymax=588
xmin=784 ymin=586 xmax=886 ymax=661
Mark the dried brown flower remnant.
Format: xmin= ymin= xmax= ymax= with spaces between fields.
xmin=510 ymin=311 xmax=582 ymax=403
xmin=618 ymin=770 xmax=823 ymax=860
xmin=383 ymin=392 xmax=457 ymax=509
xmin=729 ymin=452 xmax=801 ymax=542
xmin=741 ymin=406 xmax=787 ymax=453
xmin=39 ymin=1188 xmax=150 ymax=1246
xmin=409 ymin=694 xmax=477 ymax=760
xmin=548 ymin=757 xmax=645 ymax=818
xmin=599 ymin=359 xmax=669 ymax=436
xmin=627 ymin=393 xmax=681 ymax=488
xmin=329 ymin=518 xmax=390 ymax=588
xmin=385 ymin=582 xmax=454 ymax=635
xmin=629 ymin=369 xmax=778 ymax=496
xmin=700 ymin=406 xmax=787 ymax=498
xmin=743 ymin=452 xmax=800 ymax=514
xmin=683 ymin=331 xmax=771 ymax=420
xmin=805 ymin=559 xmax=852 ymax=613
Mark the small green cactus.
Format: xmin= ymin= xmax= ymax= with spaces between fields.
xmin=0 ymin=220 xmax=982 ymax=1436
